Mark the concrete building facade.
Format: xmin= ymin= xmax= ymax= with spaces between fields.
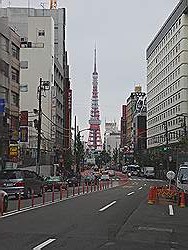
xmin=146 ymin=0 xmax=188 ymax=149
xmin=0 ymin=17 xmax=20 ymax=167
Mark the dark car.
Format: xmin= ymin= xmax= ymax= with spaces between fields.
xmin=44 ymin=176 xmax=67 ymax=191
xmin=84 ymin=175 xmax=95 ymax=185
xmin=66 ymin=176 xmax=80 ymax=187
xmin=0 ymin=169 xmax=44 ymax=199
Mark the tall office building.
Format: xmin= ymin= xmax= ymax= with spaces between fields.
xmin=146 ymin=0 xmax=188 ymax=149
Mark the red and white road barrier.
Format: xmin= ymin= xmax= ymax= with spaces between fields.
xmin=60 ymin=185 xmax=63 ymax=200
xmin=52 ymin=184 xmax=55 ymax=202
xmin=82 ymin=183 xmax=85 ymax=194
xmin=0 ymin=195 xmax=3 ymax=216
xmin=18 ymin=193 xmax=21 ymax=211
xmin=42 ymin=187 xmax=45 ymax=205
xmin=31 ymin=189 xmax=34 ymax=207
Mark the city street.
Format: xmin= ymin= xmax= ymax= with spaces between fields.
xmin=0 ymin=177 xmax=187 ymax=250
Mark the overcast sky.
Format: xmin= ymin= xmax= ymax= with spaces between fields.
xmin=2 ymin=0 xmax=178 ymax=138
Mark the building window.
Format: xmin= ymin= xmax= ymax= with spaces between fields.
xmin=20 ymin=61 xmax=28 ymax=69
xmin=38 ymin=30 xmax=45 ymax=36
xmin=11 ymin=91 xmax=19 ymax=107
xmin=0 ymin=34 xmax=9 ymax=52
xmin=0 ymin=59 xmax=9 ymax=77
xmin=12 ymin=43 xmax=19 ymax=60
xmin=11 ymin=67 xmax=19 ymax=83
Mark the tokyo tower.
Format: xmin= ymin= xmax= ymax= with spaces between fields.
xmin=87 ymin=47 xmax=102 ymax=150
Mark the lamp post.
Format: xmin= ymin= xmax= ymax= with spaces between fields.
xmin=36 ymin=78 xmax=50 ymax=175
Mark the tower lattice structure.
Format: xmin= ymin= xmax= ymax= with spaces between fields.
xmin=88 ymin=48 xmax=102 ymax=150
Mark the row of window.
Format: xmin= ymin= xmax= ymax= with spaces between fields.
xmin=148 ymin=104 xmax=181 ymax=126
xmin=148 ymin=67 xmax=181 ymax=108
xmin=148 ymin=70 xmax=180 ymax=101
xmin=148 ymin=91 xmax=181 ymax=118
xmin=148 ymin=29 xmax=181 ymax=73
xmin=148 ymin=117 xmax=182 ymax=136
xmin=148 ymin=129 xmax=184 ymax=146
xmin=0 ymin=34 xmax=20 ymax=59
xmin=147 ymin=43 xmax=181 ymax=83
xmin=148 ymin=18 xmax=181 ymax=64
xmin=148 ymin=80 xmax=180 ymax=109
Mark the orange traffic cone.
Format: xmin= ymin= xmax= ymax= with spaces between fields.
xmin=179 ymin=191 xmax=186 ymax=208
xmin=148 ymin=187 xmax=155 ymax=205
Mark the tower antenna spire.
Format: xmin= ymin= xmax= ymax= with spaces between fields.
xmin=94 ymin=43 xmax=97 ymax=74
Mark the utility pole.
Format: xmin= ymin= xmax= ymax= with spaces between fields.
xmin=36 ymin=78 xmax=50 ymax=175
xmin=36 ymin=78 xmax=42 ymax=175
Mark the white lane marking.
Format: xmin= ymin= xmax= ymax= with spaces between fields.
xmin=169 ymin=205 xmax=174 ymax=216
xmin=144 ymin=183 xmax=147 ymax=186
xmin=99 ymin=201 xmax=117 ymax=212
xmin=138 ymin=187 xmax=143 ymax=190
xmin=33 ymin=239 xmax=56 ymax=250
xmin=127 ymin=191 xmax=135 ymax=196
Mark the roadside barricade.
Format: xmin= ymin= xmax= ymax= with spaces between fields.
xmin=147 ymin=185 xmax=187 ymax=207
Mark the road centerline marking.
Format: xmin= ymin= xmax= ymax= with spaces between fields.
xmin=169 ymin=205 xmax=174 ymax=216
xmin=33 ymin=239 xmax=56 ymax=250
xmin=99 ymin=201 xmax=116 ymax=212
xmin=138 ymin=187 xmax=143 ymax=190
xmin=127 ymin=191 xmax=135 ymax=196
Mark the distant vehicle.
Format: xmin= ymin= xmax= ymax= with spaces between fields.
xmin=44 ymin=176 xmax=67 ymax=191
xmin=127 ymin=165 xmax=140 ymax=176
xmin=142 ymin=167 xmax=155 ymax=178
xmin=66 ymin=176 xmax=80 ymax=187
xmin=176 ymin=165 xmax=188 ymax=193
xmin=84 ymin=175 xmax=95 ymax=185
xmin=108 ymin=170 xmax=115 ymax=177
xmin=0 ymin=169 xmax=44 ymax=199
xmin=122 ymin=166 xmax=128 ymax=174
xmin=0 ymin=190 xmax=8 ymax=213
xmin=100 ymin=173 xmax=110 ymax=181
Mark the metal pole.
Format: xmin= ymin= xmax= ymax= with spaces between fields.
xmin=36 ymin=78 xmax=42 ymax=175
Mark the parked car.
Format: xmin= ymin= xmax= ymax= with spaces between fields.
xmin=84 ymin=175 xmax=95 ymax=185
xmin=0 ymin=190 xmax=8 ymax=213
xmin=0 ymin=169 xmax=44 ymax=199
xmin=100 ymin=171 xmax=110 ymax=181
xmin=66 ymin=176 xmax=80 ymax=187
xmin=176 ymin=165 xmax=188 ymax=193
xmin=108 ymin=170 xmax=115 ymax=177
xmin=44 ymin=176 xmax=67 ymax=191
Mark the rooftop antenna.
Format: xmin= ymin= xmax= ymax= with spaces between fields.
xmin=40 ymin=2 xmax=45 ymax=16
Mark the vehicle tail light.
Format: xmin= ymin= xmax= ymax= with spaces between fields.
xmin=14 ymin=181 xmax=25 ymax=187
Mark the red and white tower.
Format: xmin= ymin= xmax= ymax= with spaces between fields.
xmin=87 ymin=48 xmax=102 ymax=150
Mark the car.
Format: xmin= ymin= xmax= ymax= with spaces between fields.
xmin=44 ymin=176 xmax=67 ymax=191
xmin=176 ymin=165 xmax=188 ymax=193
xmin=0 ymin=190 xmax=8 ymax=213
xmin=66 ymin=176 xmax=80 ymax=187
xmin=108 ymin=170 xmax=115 ymax=177
xmin=84 ymin=175 xmax=95 ymax=185
xmin=127 ymin=165 xmax=140 ymax=176
xmin=0 ymin=169 xmax=44 ymax=199
xmin=100 ymin=172 xmax=110 ymax=181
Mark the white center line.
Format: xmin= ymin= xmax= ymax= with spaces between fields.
xmin=169 ymin=205 xmax=174 ymax=216
xmin=127 ymin=191 xmax=135 ymax=196
xmin=138 ymin=187 xmax=143 ymax=190
xmin=33 ymin=239 xmax=56 ymax=250
xmin=99 ymin=201 xmax=117 ymax=212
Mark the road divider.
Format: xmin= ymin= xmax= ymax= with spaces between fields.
xmin=169 ymin=204 xmax=174 ymax=216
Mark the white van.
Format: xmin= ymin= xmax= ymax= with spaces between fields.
xmin=176 ymin=165 xmax=188 ymax=193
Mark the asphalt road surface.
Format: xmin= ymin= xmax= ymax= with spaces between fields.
xmin=0 ymin=177 xmax=187 ymax=250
